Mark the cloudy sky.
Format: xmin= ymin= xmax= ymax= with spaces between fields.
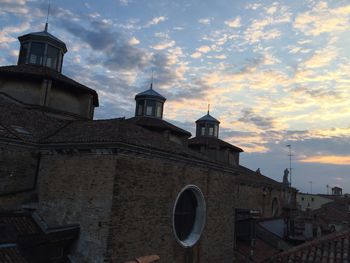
xmin=1 ymin=0 xmax=350 ymax=194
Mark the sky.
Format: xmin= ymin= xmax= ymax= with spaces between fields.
xmin=1 ymin=0 xmax=350 ymax=194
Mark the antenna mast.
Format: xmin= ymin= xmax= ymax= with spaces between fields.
xmin=45 ymin=0 xmax=51 ymax=31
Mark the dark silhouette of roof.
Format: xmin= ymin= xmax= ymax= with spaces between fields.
xmin=196 ymin=113 xmax=220 ymax=123
xmin=18 ymin=30 xmax=67 ymax=52
xmin=188 ymin=136 xmax=243 ymax=152
xmin=135 ymin=86 xmax=166 ymax=101
xmin=128 ymin=116 xmax=191 ymax=137
xmin=0 ymin=65 xmax=99 ymax=106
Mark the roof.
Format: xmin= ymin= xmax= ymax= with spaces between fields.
xmin=0 ymin=245 xmax=27 ymax=263
xmin=18 ymin=29 xmax=67 ymax=53
xmin=0 ymin=94 xmax=68 ymax=143
xmin=266 ymin=228 xmax=350 ymax=263
xmin=135 ymin=86 xmax=166 ymax=101
xmin=127 ymin=116 xmax=191 ymax=137
xmin=236 ymin=165 xmax=289 ymax=189
xmin=188 ymin=136 xmax=243 ymax=152
xmin=0 ymin=65 xmax=99 ymax=106
xmin=0 ymin=211 xmax=79 ymax=263
xmin=196 ymin=113 xmax=220 ymax=123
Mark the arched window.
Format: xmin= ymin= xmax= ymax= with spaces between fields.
xmin=173 ymin=185 xmax=206 ymax=247
xmin=272 ymin=198 xmax=279 ymax=217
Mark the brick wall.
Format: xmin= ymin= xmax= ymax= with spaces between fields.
xmin=105 ymin=153 xmax=236 ymax=263
xmin=37 ymin=154 xmax=117 ymax=263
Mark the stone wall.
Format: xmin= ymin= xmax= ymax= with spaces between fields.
xmin=0 ymin=144 xmax=39 ymax=198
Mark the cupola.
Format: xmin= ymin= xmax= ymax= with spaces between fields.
xmin=195 ymin=110 xmax=220 ymax=138
xmin=17 ymin=23 xmax=67 ymax=72
xmin=135 ymin=84 xmax=166 ymax=119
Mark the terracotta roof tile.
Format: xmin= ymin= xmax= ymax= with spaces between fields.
xmin=266 ymin=228 xmax=350 ymax=263
xmin=0 ymin=245 xmax=27 ymax=263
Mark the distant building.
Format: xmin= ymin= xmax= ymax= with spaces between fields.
xmin=332 ymin=186 xmax=343 ymax=196
xmin=297 ymin=193 xmax=333 ymax=211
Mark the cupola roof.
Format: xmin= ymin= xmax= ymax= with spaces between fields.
xmin=18 ymin=28 xmax=67 ymax=53
xmin=196 ymin=112 xmax=220 ymax=123
xmin=135 ymin=84 xmax=166 ymax=101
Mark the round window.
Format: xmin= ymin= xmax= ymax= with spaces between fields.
xmin=173 ymin=185 xmax=206 ymax=247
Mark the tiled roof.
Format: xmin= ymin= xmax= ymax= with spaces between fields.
xmin=236 ymin=165 xmax=287 ymax=188
xmin=0 ymin=214 xmax=40 ymax=236
xmin=0 ymin=245 xmax=27 ymax=263
xmin=0 ymin=94 xmax=68 ymax=143
xmin=236 ymin=238 xmax=280 ymax=263
xmin=266 ymin=228 xmax=350 ymax=263
xmin=0 ymin=65 xmax=98 ymax=106
xmin=188 ymin=136 xmax=243 ymax=152
xmin=127 ymin=116 xmax=191 ymax=137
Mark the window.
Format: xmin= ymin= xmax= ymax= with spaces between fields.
xmin=271 ymin=198 xmax=279 ymax=217
xmin=29 ymin=42 xmax=45 ymax=65
xmin=201 ymin=127 xmax=206 ymax=136
xmin=173 ymin=185 xmax=206 ymax=247
xmin=46 ymin=45 xmax=59 ymax=69
xmin=137 ymin=100 xmax=144 ymax=116
xmin=208 ymin=127 xmax=214 ymax=136
xmin=214 ymin=125 xmax=218 ymax=137
xmin=18 ymin=43 xmax=29 ymax=64
xmin=311 ymin=198 xmax=314 ymax=202
xmin=146 ymin=100 xmax=155 ymax=116
xmin=156 ymin=102 xmax=162 ymax=117
xmin=301 ymin=197 xmax=304 ymax=201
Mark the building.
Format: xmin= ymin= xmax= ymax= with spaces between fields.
xmin=297 ymin=193 xmax=334 ymax=211
xmin=0 ymin=24 xmax=297 ymax=263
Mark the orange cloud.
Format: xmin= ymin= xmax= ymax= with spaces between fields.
xmin=300 ymin=155 xmax=350 ymax=165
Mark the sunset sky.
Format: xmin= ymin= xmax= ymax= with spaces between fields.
xmin=1 ymin=0 xmax=350 ymax=194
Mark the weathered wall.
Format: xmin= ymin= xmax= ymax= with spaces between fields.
xmin=37 ymin=154 xmax=117 ymax=263
xmin=105 ymin=153 xmax=236 ymax=263
xmin=48 ymin=86 xmax=92 ymax=118
xmin=0 ymin=77 xmax=41 ymax=104
xmin=234 ymin=183 xmax=289 ymax=218
xmin=0 ymin=144 xmax=38 ymax=210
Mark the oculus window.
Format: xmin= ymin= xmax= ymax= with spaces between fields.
xmin=173 ymin=185 xmax=206 ymax=247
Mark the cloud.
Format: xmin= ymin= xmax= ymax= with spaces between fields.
xmin=119 ymin=0 xmax=132 ymax=6
xmin=225 ymin=17 xmax=241 ymax=28
xmin=294 ymin=2 xmax=350 ymax=36
xmin=300 ymin=155 xmax=350 ymax=165
xmin=191 ymin=52 xmax=202 ymax=59
xmin=151 ymin=40 xmax=176 ymax=50
xmin=198 ymin=18 xmax=211 ymax=25
xmin=0 ymin=22 xmax=30 ymax=43
xmin=197 ymin=45 xmax=211 ymax=53
xmin=128 ymin=37 xmax=140 ymax=45
xmin=238 ymin=108 xmax=275 ymax=129
xmin=302 ymin=49 xmax=337 ymax=69
xmin=145 ymin=16 xmax=167 ymax=27
xmin=0 ymin=0 xmax=29 ymax=15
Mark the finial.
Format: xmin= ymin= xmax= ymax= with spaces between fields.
xmin=45 ymin=0 xmax=51 ymax=31
xmin=207 ymin=104 xmax=210 ymax=115
xmin=150 ymin=69 xmax=154 ymax=90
